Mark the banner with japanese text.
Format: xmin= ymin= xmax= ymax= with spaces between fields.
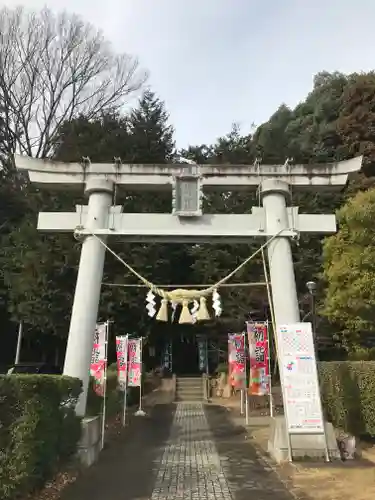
xmin=228 ymin=333 xmax=246 ymax=389
xmin=197 ymin=336 xmax=207 ymax=372
xmin=115 ymin=335 xmax=129 ymax=390
xmin=90 ymin=323 xmax=107 ymax=396
xmin=247 ymin=322 xmax=270 ymax=396
xmin=128 ymin=338 xmax=142 ymax=387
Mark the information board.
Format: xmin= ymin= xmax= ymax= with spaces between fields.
xmin=277 ymin=323 xmax=324 ymax=434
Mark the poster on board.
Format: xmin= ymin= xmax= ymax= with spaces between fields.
xmin=277 ymin=323 xmax=324 ymax=434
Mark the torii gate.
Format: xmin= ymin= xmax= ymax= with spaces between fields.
xmin=15 ymin=155 xmax=362 ymax=416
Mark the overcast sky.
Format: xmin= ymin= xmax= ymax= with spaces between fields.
xmin=3 ymin=1 xmax=375 ymax=147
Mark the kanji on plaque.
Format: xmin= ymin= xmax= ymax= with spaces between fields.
xmin=115 ymin=335 xmax=128 ymax=390
xmin=228 ymin=333 xmax=246 ymax=390
xmin=90 ymin=323 xmax=107 ymax=396
xmin=128 ymin=338 xmax=142 ymax=387
xmin=247 ymin=322 xmax=270 ymax=396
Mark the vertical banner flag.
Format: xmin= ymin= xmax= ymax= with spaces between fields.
xmin=277 ymin=323 xmax=324 ymax=433
xmin=228 ymin=333 xmax=246 ymax=389
xmin=162 ymin=341 xmax=172 ymax=371
xmin=247 ymin=322 xmax=270 ymax=396
xmin=197 ymin=336 xmax=207 ymax=372
xmin=128 ymin=338 xmax=142 ymax=387
xmin=90 ymin=323 xmax=107 ymax=396
xmin=115 ymin=335 xmax=129 ymax=390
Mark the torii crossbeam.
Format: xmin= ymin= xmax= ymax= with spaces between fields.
xmin=14 ymin=155 xmax=362 ymax=416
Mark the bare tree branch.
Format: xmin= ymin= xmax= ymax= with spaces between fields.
xmin=0 ymin=6 xmax=148 ymax=159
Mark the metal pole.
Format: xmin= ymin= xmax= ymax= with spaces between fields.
xmin=135 ymin=337 xmax=146 ymax=416
xmin=239 ymin=332 xmax=245 ymax=415
xmin=15 ymin=321 xmax=23 ymax=364
xmin=311 ymin=293 xmax=317 ymax=355
xmin=266 ymin=321 xmax=274 ymax=418
xmin=122 ymin=335 xmax=129 ymax=427
xmin=101 ymin=321 xmax=109 ymax=450
xmin=244 ymin=332 xmax=249 ymax=425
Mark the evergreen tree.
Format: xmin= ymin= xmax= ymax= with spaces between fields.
xmin=127 ymin=90 xmax=175 ymax=163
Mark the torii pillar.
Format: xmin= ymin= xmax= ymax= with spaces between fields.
xmin=65 ymin=178 xmax=114 ymax=415
xmin=261 ymin=179 xmax=300 ymax=324
xmin=14 ymin=154 xmax=363 ymax=417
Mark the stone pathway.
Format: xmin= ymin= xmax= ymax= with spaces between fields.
xmin=151 ymin=403 xmax=232 ymax=499
xmin=62 ymin=402 xmax=294 ymax=500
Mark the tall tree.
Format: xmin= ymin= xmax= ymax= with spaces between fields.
xmin=322 ymin=188 xmax=375 ymax=348
xmin=0 ymin=91 xmax=178 ymax=351
xmin=0 ymin=6 xmax=147 ymax=160
xmin=127 ymin=90 xmax=174 ymax=162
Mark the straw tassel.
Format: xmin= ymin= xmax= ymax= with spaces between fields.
xmin=196 ymin=296 xmax=210 ymax=322
xmin=156 ymin=298 xmax=169 ymax=322
xmin=179 ymin=299 xmax=193 ymax=324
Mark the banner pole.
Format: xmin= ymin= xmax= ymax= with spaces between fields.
xmin=244 ymin=332 xmax=249 ymax=425
xmin=267 ymin=320 xmax=274 ymax=418
xmin=135 ymin=337 xmax=146 ymax=416
xmin=122 ymin=335 xmax=129 ymax=427
xmin=101 ymin=321 xmax=109 ymax=450
xmin=139 ymin=337 xmax=143 ymax=411
xmin=239 ymin=333 xmax=244 ymax=415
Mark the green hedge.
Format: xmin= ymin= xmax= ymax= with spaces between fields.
xmin=319 ymin=361 xmax=375 ymax=438
xmin=86 ymin=371 xmax=140 ymax=417
xmin=0 ymin=375 xmax=82 ymax=500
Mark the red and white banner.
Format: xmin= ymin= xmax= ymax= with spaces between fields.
xmin=115 ymin=335 xmax=129 ymax=390
xmin=247 ymin=322 xmax=270 ymax=396
xmin=128 ymin=338 xmax=142 ymax=387
xmin=228 ymin=333 xmax=246 ymax=390
xmin=90 ymin=323 xmax=107 ymax=396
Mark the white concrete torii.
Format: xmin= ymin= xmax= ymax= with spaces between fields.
xmin=15 ymin=155 xmax=362 ymax=416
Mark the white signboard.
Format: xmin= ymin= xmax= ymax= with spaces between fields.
xmin=277 ymin=323 xmax=324 ymax=434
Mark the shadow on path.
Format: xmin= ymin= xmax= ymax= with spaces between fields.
xmin=61 ymin=404 xmax=175 ymax=500
xmin=205 ymin=405 xmax=296 ymax=500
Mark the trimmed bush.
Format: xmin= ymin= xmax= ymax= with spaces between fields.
xmin=86 ymin=370 xmax=158 ymax=418
xmin=319 ymin=361 xmax=375 ymax=438
xmin=0 ymin=375 xmax=82 ymax=500
xmin=86 ymin=371 xmax=139 ymax=418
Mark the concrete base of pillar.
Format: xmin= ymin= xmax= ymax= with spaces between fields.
xmin=77 ymin=416 xmax=101 ymax=467
xmin=268 ymin=416 xmax=340 ymax=463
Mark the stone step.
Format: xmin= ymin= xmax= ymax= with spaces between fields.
xmin=176 ymin=379 xmax=202 ymax=386
xmin=175 ymin=395 xmax=204 ymax=401
xmin=176 ymin=384 xmax=202 ymax=390
xmin=175 ymin=376 xmax=205 ymax=402
xmin=176 ymin=377 xmax=202 ymax=383
xmin=176 ymin=389 xmax=203 ymax=396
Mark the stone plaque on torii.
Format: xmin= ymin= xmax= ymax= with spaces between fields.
xmin=15 ymin=155 xmax=362 ymax=424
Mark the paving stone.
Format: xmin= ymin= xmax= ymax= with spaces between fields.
xmin=151 ymin=403 xmax=232 ymax=500
xmin=61 ymin=400 xmax=294 ymax=500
